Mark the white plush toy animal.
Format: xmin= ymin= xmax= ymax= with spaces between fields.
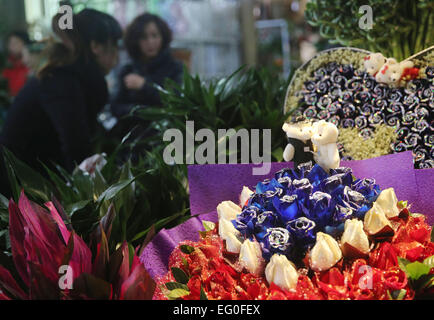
xmin=311 ymin=120 xmax=340 ymax=173
xmin=375 ymin=59 xmax=414 ymax=86
xmin=363 ymin=53 xmax=387 ymax=76
xmin=282 ymin=121 xmax=314 ymax=166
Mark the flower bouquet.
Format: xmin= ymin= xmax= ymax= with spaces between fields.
xmin=284 ymin=47 xmax=434 ymax=168
xmin=150 ymin=158 xmax=433 ymax=300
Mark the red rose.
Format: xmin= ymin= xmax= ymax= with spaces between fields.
xmin=267 ymin=282 xmax=289 ymax=300
xmin=205 ymin=265 xmax=239 ymax=299
xmin=405 ymin=246 xmax=425 ymax=262
xmin=405 ymin=242 xmax=434 ymax=262
xmin=315 ymin=268 xmax=349 ymax=300
xmin=348 ymin=259 xmax=388 ymax=300
xmin=293 ymin=275 xmax=323 ymax=300
xmin=185 ymin=275 xmax=202 ymax=300
xmin=393 ymin=216 xmax=432 ymax=244
xmin=383 ymin=267 xmax=408 ymax=291
xmin=369 ymin=242 xmax=399 ymax=270
xmin=240 ymin=273 xmax=269 ymax=299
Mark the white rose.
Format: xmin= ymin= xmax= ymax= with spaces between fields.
xmin=217 ymin=201 xmax=241 ymax=221
xmin=309 ymin=232 xmax=342 ymax=272
xmin=239 ymin=186 xmax=254 ymax=207
xmin=364 ymin=202 xmax=393 ymax=236
xmin=374 ymin=188 xmax=399 ymax=218
xmin=265 ymin=254 xmax=299 ymax=291
xmin=239 ymin=239 xmax=264 ymax=275
xmin=218 ymin=218 xmax=242 ymax=253
xmin=225 ymin=232 xmax=243 ymax=254
xmin=341 ymin=219 xmax=370 ymax=256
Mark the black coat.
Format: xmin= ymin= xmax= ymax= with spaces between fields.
xmin=0 ymin=57 xmax=108 ymax=195
xmin=110 ymin=48 xmax=183 ymax=118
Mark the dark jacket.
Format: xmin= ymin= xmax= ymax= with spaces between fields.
xmin=0 ymin=56 xmax=108 ymax=194
xmin=110 ymin=48 xmax=183 ymax=118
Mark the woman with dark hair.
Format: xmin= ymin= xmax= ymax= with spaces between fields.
xmin=110 ymin=13 xmax=183 ymax=118
xmin=1 ymin=31 xmax=31 ymax=97
xmin=0 ymin=9 xmax=122 ymax=197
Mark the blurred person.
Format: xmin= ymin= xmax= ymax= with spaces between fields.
xmin=111 ymin=13 xmax=183 ymax=118
xmin=1 ymin=31 xmax=31 ymax=97
xmin=0 ymin=9 xmax=122 ymax=197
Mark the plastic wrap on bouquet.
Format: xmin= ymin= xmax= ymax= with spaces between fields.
xmin=140 ymin=151 xmax=433 ymax=279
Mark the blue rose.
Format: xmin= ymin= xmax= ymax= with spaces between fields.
xmin=272 ymin=194 xmax=299 ymax=223
xmin=274 ymin=168 xmax=292 ymax=180
xmin=320 ymin=174 xmax=343 ymax=194
xmin=247 ymin=193 xmax=266 ymax=209
xmin=286 ymin=217 xmax=316 ymax=245
xmin=263 ymin=187 xmax=284 ymax=211
xmin=297 ymin=161 xmax=314 ymax=175
xmin=306 ymin=164 xmax=328 ymax=187
xmin=291 ymin=162 xmax=314 ymax=180
xmin=324 ymin=223 xmax=345 ymax=238
xmin=354 ymin=203 xmax=371 ymax=220
xmin=260 ymin=227 xmax=293 ymax=260
xmin=330 ymin=167 xmax=353 ymax=186
xmin=233 ymin=205 xmax=261 ymax=238
xmin=304 ymin=191 xmax=333 ymax=228
xmin=332 ymin=204 xmax=353 ymax=225
xmin=343 ymin=186 xmax=365 ymax=206
xmin=277 ymin=176 xmax=292 ymax=191
xmin=256 ymin=178 xmax=282 ymax=194
xmin=254 ymin=211 xmax=278 ymax=241
xmin=292 ymin=178 xmax=313 ymax=200
xmin=352 ymin=178 xmax=381 ymax=201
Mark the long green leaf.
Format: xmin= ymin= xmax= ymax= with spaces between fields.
xmin=97 ymin=177 xmax=136 ymax=203
xmin=3 ymin=148 xmax=51 ymax=202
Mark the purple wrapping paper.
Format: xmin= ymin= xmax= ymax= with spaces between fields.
xmin=140 ymin=151 xmax=434 ymax=279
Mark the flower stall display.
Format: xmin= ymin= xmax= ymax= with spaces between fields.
xmin=284 ymin=47 xmax=434 ymax=168
xmin=146 ymin=124 xmax=433 ymax=300
xmin=151 ymin=159 xmax=433 ymax=300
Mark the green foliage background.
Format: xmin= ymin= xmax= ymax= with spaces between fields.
xmin=305 ymin=0 xmax=434 ymax=61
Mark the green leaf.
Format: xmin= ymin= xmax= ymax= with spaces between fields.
xmin=405 ymin=261 xmax=431 ymax=280
xmin=165 ymin=282 xmax=189 ymax=291
xmin=41 ymin=162 xmax=75 ymax=202
xmin=202 ymin=220 xmax=215 ymax=232
xmin=423 ymin=255 xmax=434 ymax=269
xmin=93 ymin=169 xmax=108 ymax=197
xmin=418 ymin=274 xmax=434 ymax=290
xmin=397 ymin=200 xmax=408 ymax=210
xmin=65 ymin=200 xmax=91 ymax=216
xmin=171 ymin=267 xmax=189 ymax=284
xmin=180 ymin=245 xmax=195 ymax=255
xmin=97 ymin=178 xmax=135 ymax=203
xmin=200 ymin=285 xmax=208 ymax=300
xmin=0 ymin=193 xmax=8 ymax=210
xmin=130 ymin=208 xmax=189 ymax=242
xmin=388 ymin=289 xmax=407 ymax=300
xmin=167 ymin=288 xmax=190 ymax=300
xmin=398 ymin=257 xmax=411 ymax=273
xmin=272 ymin=147 xmax=284 ymax=162
xmin=181 ymin=256 xmax=189 ymax=270
xmin=3 ymin=148 xmax=51 ymax=202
